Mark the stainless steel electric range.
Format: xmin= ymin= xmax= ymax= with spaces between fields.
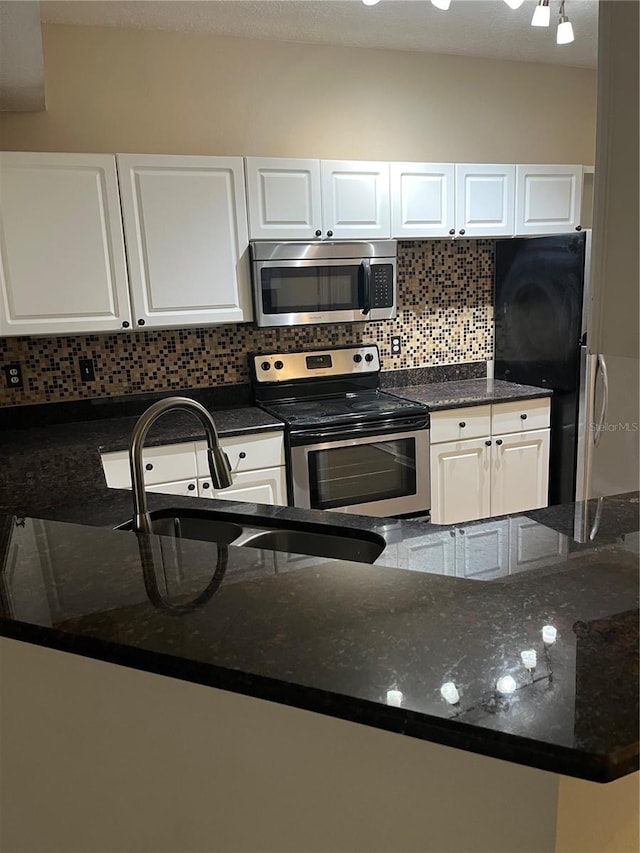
xmin=251 ymin=345 xmax=430 ymax=517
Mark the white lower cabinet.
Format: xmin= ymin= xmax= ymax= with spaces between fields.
xmin=508 ymin=516 xmax=568 ymax=575
xmin=101 ymin=430 xmax=286 ymax=507
xmin=454 ymin=520 xmax=510 ymax=580
xmin=430 ymin=399 xmax=551 ymax=525
xmin=397 ymin=528 xmax=456 ymax=575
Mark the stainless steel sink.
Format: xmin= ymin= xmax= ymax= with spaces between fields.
xmin=115 ymin=508 xmax=385 ymax=564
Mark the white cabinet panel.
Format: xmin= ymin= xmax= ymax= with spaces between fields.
xmin=197 ymin=467 xmax=287 ymax=506
xmin=117 ymin=154 xmax=251 ymax=328
xmin=508 ymin=517 xmax=568 ymax=575
xmin=455 ymin=164 xmax=515 ymax=237
xmin=0 ymin=152 xmax=131 ymax=336
xmin=398 ymin=528 xmax=456 ymax=575
xmin=245 ymin=158 xmax=322 ymax=240
xmin=430 ymin=438 xmax=491 ymax=524
xmin=196 ymin=430 xmax=285 ymax=476
xmin=430 ymin=405 xmax=492 ymax=444
xmin=491 ymin=398 xmax=551 ymax=436
xmin=390 ymin=163 xmax=455 ymax=238
xmin=321 ymin=161 xmax=390 ymax=239
xmin=147 ymin=478 xmax=198 ymax=497
xmin=454 ymin=520 xmax=510 ymax=580
xmin=491 ymin=430 xmax=550 ymax=517
xmin=515 ymin=165 xmax=583 ymax=235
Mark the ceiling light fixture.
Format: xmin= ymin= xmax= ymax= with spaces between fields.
xmin=361 ymin=0 xmax=381 ymax=6
xmin=430 ymin=0 xmax=452 ymax=10
xmin=556 ymin=0 xmax=575 ymax=44
xmin=503 ymin=0 xmax=525 ymax=9
xmin=531 ymin=0 xmax=551 ymax=27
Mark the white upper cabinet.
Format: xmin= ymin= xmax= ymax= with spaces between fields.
xmin=454 ymin=164 xmax=516 ymax=238
xmin=321 ymin=160 xmax=390 ymax=239
xmin=117 ymin=154 xmax=251 ymax=329
xmin=390 ymin=163 xmax=455 ymax=238
xmin=515 ymin=165 xmax=583 ymax=235
xmin=245 ymin=158 xmax=322 ymax=240
xmin=0 ymin=152 xmax=131 ymax=336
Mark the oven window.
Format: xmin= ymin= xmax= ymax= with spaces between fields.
xmin=261 ymin=266 xmax=360 ymax=314
xmin=308 ymin=437 xmax=417 ymax=510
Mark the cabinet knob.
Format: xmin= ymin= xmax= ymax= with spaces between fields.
xmin=202 ymin=481 xmax=210 ymax=490
xmin=459 ymin=529 xmax=465 ymax=535
xmin=145 ymin=463 xmax=153 ymax=471
xmin=239 ymin=451 xmax=246 ymax=459
xmin=137 ymin=319 xmax=145 ymax=326
xmin=485 ymin=440 xmax=492 ymax=446
xmin=575 ymin=225 xmax=582 ymax=231
xmin=122 ymin=321 xmax=130 ymax=329
xmin=449 ymin=228 xmax=455 ymax=236
xmin=326 ymin=230 xmax=333 ymax=238
xmin=520 ymin=413 xmax=528 ymax=420
xmin=315 ymin=229 xmax=322 ymax=237
xmin=188 ymin=483 xmax=196 ymax=491
xmin=496 ymin=439 xmax=503 ymax=446
xmin=459 ymin=229 xmax=466 ymax=236
xmin=459 ymin=421 xmax=466 ymax=428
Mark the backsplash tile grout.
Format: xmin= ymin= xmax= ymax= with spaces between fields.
xmin=0 ymin=240 xmax=494 ymax=407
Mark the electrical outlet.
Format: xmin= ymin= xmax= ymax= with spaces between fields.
xmin=79 ymin=358 xmax=96 ymax=383
xmin=3 ymin=363 xmax=23 ymax=390
xmin=390 ymin=335 xmax=402 ymax=356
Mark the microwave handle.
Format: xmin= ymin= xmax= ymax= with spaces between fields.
xmin=360 ymin=259 xmax=371 ymax=316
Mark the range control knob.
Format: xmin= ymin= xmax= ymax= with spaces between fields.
xmin=274 ymin=360 xmax=284 ymax=370
xmin=261 ymin=361 xmax=271 ymax=371
xmin=364 ymin=353 xmax=374 ymax=363
xmin=353 ymin=354 xmax=363 ymax=363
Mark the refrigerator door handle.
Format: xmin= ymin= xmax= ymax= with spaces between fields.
xmin=593 ymin=354 xmax=610 ymax=447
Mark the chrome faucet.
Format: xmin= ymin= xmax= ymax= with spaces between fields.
xmin=129 ymin=397 xmax=233 ymax=534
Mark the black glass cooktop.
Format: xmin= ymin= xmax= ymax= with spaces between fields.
xmin=261 ymin=390 xmax=428 ymax=428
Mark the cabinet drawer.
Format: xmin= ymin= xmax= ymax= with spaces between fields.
xmin=430 ymin=405 xmax=491 ymax=444
xmin=196 ymin=430 xmax=284 ymax=476
xmin=197 ymin=467 xmax=287 ymax=506
xmin=101 ymin=442 xmax=196 ymax=488
xmin=147 ymin=478 xmax=198 ymax=497
xmin=491 ymin=398 xmax=550 ymax=435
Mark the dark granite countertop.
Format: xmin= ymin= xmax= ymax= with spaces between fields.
xmin=387 ymin=378 xmax=553 ymax=411
xmin=1 ymin=493 xmax=638 ymax=784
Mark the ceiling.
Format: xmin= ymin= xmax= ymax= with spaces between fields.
xmin=40 ymin=0 xmax=598 ymax=69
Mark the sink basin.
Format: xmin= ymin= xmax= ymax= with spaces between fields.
xmin=115 ymin=507 xmax=385 ymax=564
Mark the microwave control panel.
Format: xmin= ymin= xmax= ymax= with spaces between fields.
xmin=371 ymin=264 xmax=394 ymax=309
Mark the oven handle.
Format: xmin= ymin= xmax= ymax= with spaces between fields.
xmin=360 ymin=259 xmax=371 ymax=316
xmin=290 ymin=415 xmax=430 ymax=443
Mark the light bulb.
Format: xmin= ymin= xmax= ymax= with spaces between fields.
xmin=531 ymin=0 xmax=550 ymax=27
xmin=503 ymin=0 xmax=524 ymax=8
xmin=521 ymin=650 xmax=537 ymax=670
xmin=557 ymin=18 xmax=574 ymax=44
xmin=542 ymin=625 xmax=558 ymax=644
xmin=386 ymin=689 xmax=403 ymax=707
xmin=431 ymin=0 xmax=451 ymax=10
xmin=496 ymin=675 xmax=517 ymax=695
xmin=440 ymin=682 xmax=460 ymax=704
xmin=362 ymin=0 xmax=381 ymax=6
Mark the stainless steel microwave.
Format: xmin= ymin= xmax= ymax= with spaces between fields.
xmin=250 ymin=240 xmax=397 ymax=328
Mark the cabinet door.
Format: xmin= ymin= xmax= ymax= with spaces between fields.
xmin=430 ymin=438 xmax=491 ymax=524
xmin=198 ymin=467 xmax=287 ymax=506
xmin=515 ymin=165 xmax=583 ymax=235
xmin=397 ymin=528 xmax=456 ymax=575
xmin=321 ymin=160 xmax=390 ymax=239
xmin=508 ymin=516 xmax=568 ymax=575
xmin=455 ymin=164 xmax=515 ymax=237
xmin=491 ymin=429 xmax=550 ymax=517
xmin=117 ymin=154 xmax=251 ymax=329
xmin=390 ymin=163 xmax=455 ymax=238
xmin=454 ymin=520 xmax=510 ymax=580
xmin=245 ymin=157 xmax=322 ymax=240
xmin=0 ymin=152 xmax=131 ymax=336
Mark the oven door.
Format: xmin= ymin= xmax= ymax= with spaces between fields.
xmin=253 ymin=257 xmax=396 ymax=327
xmin=289 ymin=420 xmax=430 ymax=517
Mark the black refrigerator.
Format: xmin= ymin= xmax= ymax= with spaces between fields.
xmin=494 ymin=232 xmax=588 ymax=506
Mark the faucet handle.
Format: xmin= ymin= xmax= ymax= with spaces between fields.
xmin=208 ymin=447 xmax=233 ymax=490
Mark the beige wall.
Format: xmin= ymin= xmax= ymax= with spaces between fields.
xmin=0 ymin=24 xmax=596 ymax=163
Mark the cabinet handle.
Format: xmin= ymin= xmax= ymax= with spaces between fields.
xmin=188 ymin=483 xmax=196 ymax=491
xmin=239 ymin=451 xmax=246 ymax=459
xmin=122 ymin=321 xmax=130 ymax=329
xmin=459 ymin=229 xmax=466 ymax=236
xmin=202 ymin=481 xmax=210 ymax=490
xmin=449 ymin=228 xmax=455 ymax=236
xmin=326 ymin=230 xmax=334 ymax=238
xmin=575 ymin=225 xmax=582 ymax=231
xmin=145 ymin=463 xmax=153 ymax=471
xmin=485 ymin=440 xmax=492 ymax=446
xmin=459 ymin=529 xmax=465 ymax=535
xmin=137 ymin=319 xmax=145 ymax=326
xmin=496 ymin=439 xmax=503 ymax=445
xmin=459 ymin=421 xmax=466 ymax=428
xmin=315 ymin=229 xmax=322 ymax=237
xmin=520 ymin=413 xmax=528 ymax=420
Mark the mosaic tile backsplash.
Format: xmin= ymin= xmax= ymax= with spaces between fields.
xmin=0 ymin=240 xmax=494 ymax=407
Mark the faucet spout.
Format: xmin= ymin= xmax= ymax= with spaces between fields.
xmin=129 ymin=396 xmax=233 ymax=534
